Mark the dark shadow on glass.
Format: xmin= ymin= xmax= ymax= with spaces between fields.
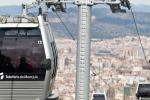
xmin=0 ymin=53 xmax=15 ymax=73
xmin=17 ymin=57 xmax=33 ymax=73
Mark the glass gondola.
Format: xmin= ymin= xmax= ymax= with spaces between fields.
xmin=0 ymin=15 xmax=58 ymax=100
xmin=136 ymin=83 xmax=150 ymax=100
xmin=91 ymin=92 xmax=107 ymax=100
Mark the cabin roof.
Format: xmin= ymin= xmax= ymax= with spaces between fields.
xmin=0 ymin=23 xmax=39 ymax=28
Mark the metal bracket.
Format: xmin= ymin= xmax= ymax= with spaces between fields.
xmin=74 ymin=0 xmax=94 ymax=5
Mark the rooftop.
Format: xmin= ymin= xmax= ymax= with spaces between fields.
xmin=95 ymin=50 xmax=112 ymax=56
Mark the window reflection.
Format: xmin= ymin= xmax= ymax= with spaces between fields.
xmin=0 ymin=28 xmax=46 ymax=76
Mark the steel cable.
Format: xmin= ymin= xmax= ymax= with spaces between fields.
xmin=55 ymin=12 xmax=75 ymax=40
xmin=130 ymin=7 xmax=148 ymax=63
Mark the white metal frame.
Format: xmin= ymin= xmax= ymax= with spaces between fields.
xmin=38 ymin=15 xmax=58 ymax=100
xmin=0 ymin=23 xmax=39 ymax=28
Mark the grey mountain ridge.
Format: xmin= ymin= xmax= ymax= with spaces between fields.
xmin=0 ymin=5 xmax=150 ymax=39
xmin=49 ymin=7 xmax=150 ymax=39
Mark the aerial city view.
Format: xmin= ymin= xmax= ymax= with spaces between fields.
xmin=0 ymin=0 xmax=150 ymax=100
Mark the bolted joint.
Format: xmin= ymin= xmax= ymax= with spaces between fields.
xmin=74 ymin=0 xmax=94 ymax=6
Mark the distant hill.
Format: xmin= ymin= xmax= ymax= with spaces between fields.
xmin=49 ymin=7 xmax=150 ymax=39
xmin=0 ymin=5 xmax=150 ymax=39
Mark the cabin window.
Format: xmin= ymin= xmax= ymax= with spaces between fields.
xmin=1 ymin=28 xmax=41 ymax=37
xmin=0 ymin=28 xmax=46 ymax=81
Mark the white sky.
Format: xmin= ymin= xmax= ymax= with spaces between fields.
xmin=130 ymin=0 xmax=150 ymax=5
xmin=0 ymin=0 xmax=35 ymax=6
xmin=0 ymin=0 xmax=150 ymax=6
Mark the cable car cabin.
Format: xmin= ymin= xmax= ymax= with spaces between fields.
xmin=91 ymin=92 xmax=107 ymax=100
xmin=136 ymin=83 xmax=150 ymax=100
xmin=0 ymin=16 xmax=58 ymax=100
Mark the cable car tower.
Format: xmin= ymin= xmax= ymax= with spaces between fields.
xmin=20 ymin=0 xmax=130 ymax=100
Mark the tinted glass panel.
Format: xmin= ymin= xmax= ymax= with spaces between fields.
xmin=0 ymin=28 xmax=46 ymax=81
xmin=138 ymin=84 xmax=150 ymax=93
xmin=1 ymin=28 xmax=41 ymax=37
xmin=92 ymin=94 xmax=106 ymax=100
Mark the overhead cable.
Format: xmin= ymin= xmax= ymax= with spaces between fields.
xmin=130 ymin=6 xmax=148 ymax=63
xmin=55 ymin=12 xmax=75 ymax=40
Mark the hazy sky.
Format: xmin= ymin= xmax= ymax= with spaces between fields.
xmin=130 ymin=0 xmax=150 ymax=5
xmin=0 ymin=0 xmax=150 ymax=6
